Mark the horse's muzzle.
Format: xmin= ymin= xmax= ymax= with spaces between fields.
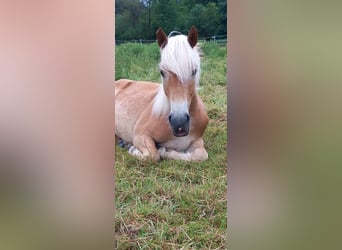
xmin=168 ymin=113 xmax=190 ymax=137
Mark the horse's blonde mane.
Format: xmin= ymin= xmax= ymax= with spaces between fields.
xmin=159 ymin=35 xmax=201 ymax=87
xmin=152 ymin=34 xmax=201 ymax=117
xmin=152 ymin=84 xmax=170 ymax=117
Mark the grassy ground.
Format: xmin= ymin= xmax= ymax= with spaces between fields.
xmin=115 ymin=41 xmax=227 ymax=249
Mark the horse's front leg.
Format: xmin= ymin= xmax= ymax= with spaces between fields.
xmin=130 ymin=134 xmax=160 ymax=162
xmin=159 ymin=138 xmax=208 ymax=162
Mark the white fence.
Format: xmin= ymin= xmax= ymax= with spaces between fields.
xmin=115 ymin=34 xmax=227 ymax=45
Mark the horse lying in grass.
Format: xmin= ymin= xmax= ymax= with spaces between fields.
xmin=115 ymin=26 xmax=209 ymax=162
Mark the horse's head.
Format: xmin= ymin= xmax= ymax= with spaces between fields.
xmin=156 ymin=26 xmax=200 ymax=137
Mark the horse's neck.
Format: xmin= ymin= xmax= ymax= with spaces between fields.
xmin=189 ymin=92 xmax=199 ymax=114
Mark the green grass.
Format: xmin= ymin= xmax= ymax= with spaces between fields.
xmin=115 ymin=41 xmax=227 ymax=249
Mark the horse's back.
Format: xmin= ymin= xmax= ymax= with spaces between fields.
xmin=115 ymin=79 xmax=159 ymax=95
xmin=115 ymin=79 xmax=161 ymax=108
xmin=115 ymin=79 xmax=160 ymax=143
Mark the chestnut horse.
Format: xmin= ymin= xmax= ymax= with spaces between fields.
xmin=115 ymin=26 xmax=209 ymax=162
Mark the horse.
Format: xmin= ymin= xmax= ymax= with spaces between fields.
xmin=115 ymin=26 xmax=209 ymax=162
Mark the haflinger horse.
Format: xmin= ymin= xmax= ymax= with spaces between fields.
xmin=115 ymin=26 xmax=209 ymax=162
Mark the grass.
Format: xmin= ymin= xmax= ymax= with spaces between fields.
xmin=115 ymin=41 xmax=227 ymax=249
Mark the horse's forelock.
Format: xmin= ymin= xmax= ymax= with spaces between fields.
xmin=159 ymin=35 xmax=200 ymax=86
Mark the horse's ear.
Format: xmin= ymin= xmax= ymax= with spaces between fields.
xmin=156 ymin=28 xmax=168 ymax=48
xmin=187 ymin=26 xmax=198 ymax=48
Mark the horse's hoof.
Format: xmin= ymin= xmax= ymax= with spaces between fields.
xmin=128 ymin=145 xmax=139 ymax=155
xmin=118 ymin=139 xmax=126 ymax=148
xmin=158 ymin=146 xmax=167 ymax=156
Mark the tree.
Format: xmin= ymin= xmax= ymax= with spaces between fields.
xmin=115 ymin=0 xmax=227 ymax=40
xmin=202 ymin=2 xmax=221 ymax=36
xmin=187 ymin=2 xmax=221 ymax=37
xmin=115 ymin=0 xmax=145 ymax=40
xmin=217 ymin=0 xmax=227 ymax=34
xmin=151 ymin=0 xmax=179 ymax=34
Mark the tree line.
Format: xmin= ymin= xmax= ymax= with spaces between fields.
xmin=115 ymin=0 xmax=227 ymax=41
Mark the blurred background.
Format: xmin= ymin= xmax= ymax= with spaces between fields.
xmin=229 ymin=1 xmax=342 ymax=249
xmin=0 ymin=0 xmax=114 ymax=249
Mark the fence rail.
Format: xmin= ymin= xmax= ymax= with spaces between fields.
xmin=115 ymin=34 xmax=227 ymax=45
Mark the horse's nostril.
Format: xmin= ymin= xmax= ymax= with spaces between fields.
xmin=186 ymin=114 xmax=190 ymax=122
xmin=168 ymin=115 xmax=172 ymax=123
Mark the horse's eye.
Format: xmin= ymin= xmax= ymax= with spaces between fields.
xmin=191 ymin=69 xmax=197 ymax=76
xmin=160 ymin=70 xmax=165 ymax=77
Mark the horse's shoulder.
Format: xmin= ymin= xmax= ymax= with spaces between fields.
xmin=189 ymin=95 xmax=208 ymax=136
xmin=193 ymin=96 xmax=209 ymax=121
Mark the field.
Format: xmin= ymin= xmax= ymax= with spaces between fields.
xmin=115 ymin=41 xmax=227 ymax=249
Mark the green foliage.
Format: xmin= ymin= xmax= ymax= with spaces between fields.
xmin=200 ymin=41 xmax=226 ymax=58
xmin=115 ymin=0 xmax=146 ymax=39
xmin=200 ymin=42 xmax=227 ymax=86
xmin=115 ymin=43 xmax=160 ymax=81
xmin=115 ymin=42 xmax=227 ymax=248
xmin=188 ymin=2 xmax=221 ymax=37
xmin=151 ymin=0 xmax=179 ymax=32
xmin=116 ymin=0 xmax=227 ymax=40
